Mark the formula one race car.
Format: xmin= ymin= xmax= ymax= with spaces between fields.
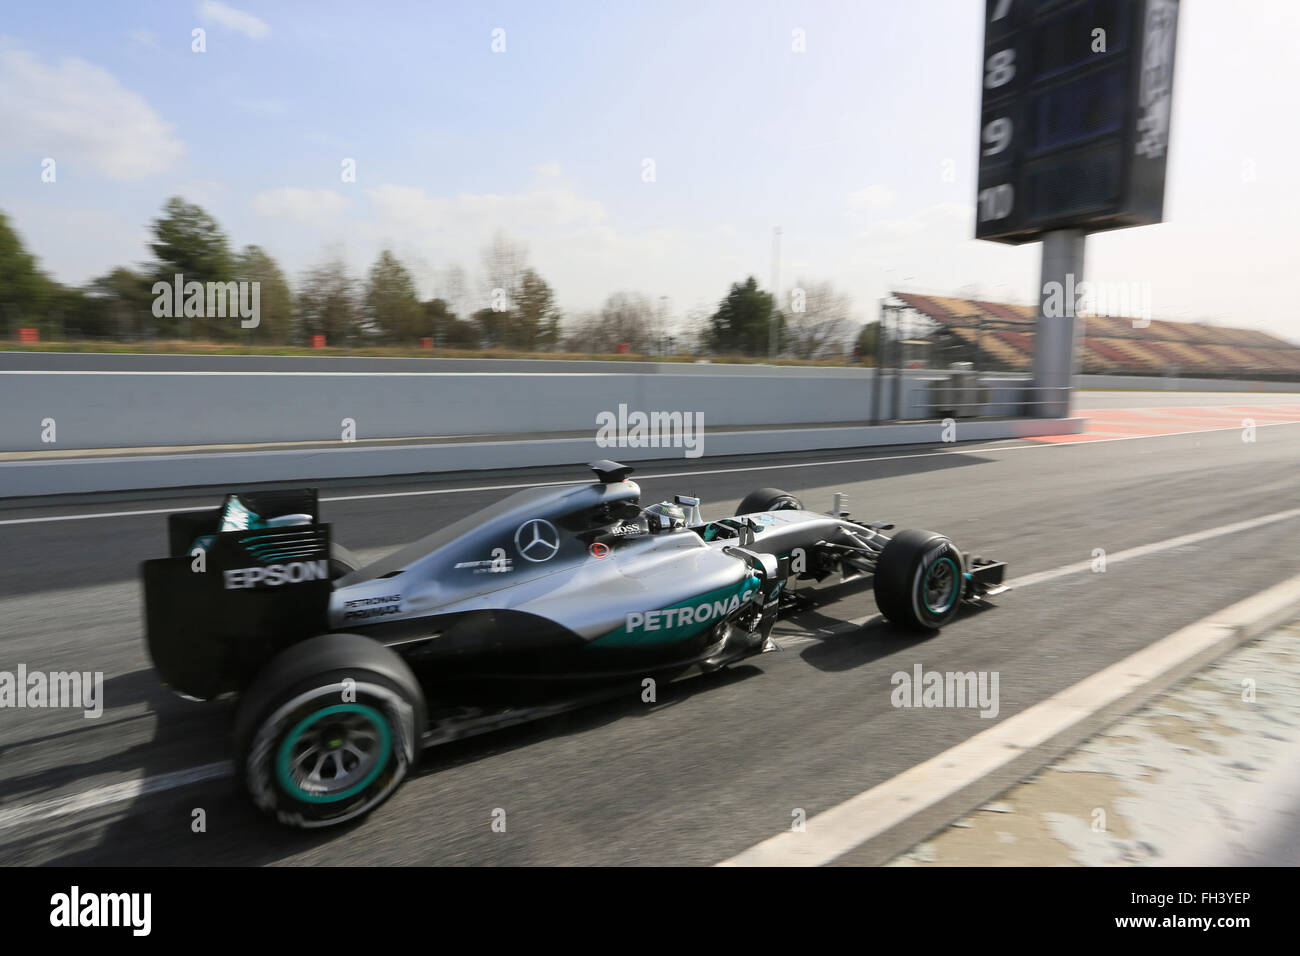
xmin=141 ymin=461 xmax=1006 ymax=828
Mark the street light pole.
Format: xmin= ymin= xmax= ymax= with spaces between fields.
xmin=658 ymin=295 xmax=668 ymax=355
xmin=769 ymin=226 xmax=781 ymax=360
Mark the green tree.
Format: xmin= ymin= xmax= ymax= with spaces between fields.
xmin=424 ymin=298 xmax=479 ymax=348
xmin=365 ymin=249 xmax=423 ymax=343
xmin=512 ymin=268 xmax=561 ymax=349
xmin=82 ymin=267 xmax=154 ymax=339
xmin=234 ymin=246 xmax=293 ymax=343
xmin=0 ymin=212 xmax=53 ymax=335
xmin=855 ymin=321 xmax=880 ymax=363
xmin=706 ymin=276 xmax=778 ymax=356
xmin=148 ymin=196 xmax=234 ymax=337
xmin=473 ymin=306 xmax=511 ymax=348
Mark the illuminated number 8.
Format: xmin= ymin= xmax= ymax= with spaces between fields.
xmin=985 ymin=49 xmax=1015 ymax=88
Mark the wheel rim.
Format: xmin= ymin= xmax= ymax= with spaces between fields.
xmin=276 ymin=703 xmax=392 ymax=804
xmin=922 ymin=557 xmax=959 ymax=615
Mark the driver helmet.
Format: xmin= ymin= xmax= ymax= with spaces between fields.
xmin=643 ymin=500 xmax=686 ymax=533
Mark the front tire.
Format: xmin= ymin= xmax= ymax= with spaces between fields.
xmin=873 ymin=530 xmax=963 ymax=631
xmin=736 ymin=487 xmax=803 ymax=516
xmin=233 ymin=634 xmax=425 ymax=829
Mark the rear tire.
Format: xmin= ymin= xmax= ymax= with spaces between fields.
xmin=736 ymin=488 xmax=803 ymax=516
xmin=873 ymin=529 xmax=963 ymax=631
xmin=233 ymin=633 xmax=425 ymax=829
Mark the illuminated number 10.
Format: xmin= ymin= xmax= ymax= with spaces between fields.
xmin=978 ymin=184 xmax=1014 ymax=221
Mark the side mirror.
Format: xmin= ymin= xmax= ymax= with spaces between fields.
xmin=674 ymin=494 xmax=702 ymax=526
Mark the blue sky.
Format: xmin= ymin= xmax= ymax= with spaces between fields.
xmin=2 ymin=1 xmax=1297 ymax=337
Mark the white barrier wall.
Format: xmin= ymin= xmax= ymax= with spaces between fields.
xmin=2 ymin=353 xmax=1290 ymax=455
xmin=0 ymin=368 xmax=886 ymax=451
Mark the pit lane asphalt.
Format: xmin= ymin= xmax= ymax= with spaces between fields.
xmin=1 ymin=416 xmax=1297 ymax=865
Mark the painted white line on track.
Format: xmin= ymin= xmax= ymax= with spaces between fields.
xmin=5 ymin=504 xmax=1300 ymax=832
xmin=4 ymin=417 xmax=1299 ymax=527
xmin=1002 ymin=505 xmax=1300 ymax=590
xmin=0 ymin=762 xmax=229 ymax=833
xmin=718 ymin=570 xmax=1300 ymax=867
xmin=0 ymin=445 xmax=1047 ymax=526
xmin=779 ymin=504 xmax=1300 ymax=635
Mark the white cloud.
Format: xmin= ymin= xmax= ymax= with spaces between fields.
xmin=363 ymin=163 xmax=605 ymax=239
xmin=251 ymin=188 xmax=350 ymax=225
xmin=0 ymin=47 xmax=184 ymax=181
xmin=847 ymin=184 xmax=896 ymax=210
xmin=198 ymin=1 xmax=270 ymax=40
xmin=349 ymin=171 xmax=762 ymax=318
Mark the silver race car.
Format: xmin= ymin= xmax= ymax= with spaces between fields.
xmin=142 ymin=460 xmax=1006 ymax=828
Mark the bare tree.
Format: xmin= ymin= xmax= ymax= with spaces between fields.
xmin=564 ymin=292 xmax=658 ymax=353
xmin=297 ymin=254 xmax=361 ymax=344
xmin=784 ymin=279 xmax=854 ymax=359
xmin=436 ymin=263 xmax=472 ymax=322
xmin=479 ymin=230 xmax=528 ymax=314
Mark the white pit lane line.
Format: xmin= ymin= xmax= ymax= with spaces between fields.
xmin=2 ymin=416 xmax=1299 ymax=527
xmin=0 ymin=762 xmax=229 ymax=833
xmin=3 ymin=505 xmax=1300 ymax=836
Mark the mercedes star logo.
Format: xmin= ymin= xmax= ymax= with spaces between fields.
xmin=514 ymin=518 xmax=561 ymax=562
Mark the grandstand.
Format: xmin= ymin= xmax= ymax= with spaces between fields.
xmin=891 ymin=292 xmax=1300 ymax=380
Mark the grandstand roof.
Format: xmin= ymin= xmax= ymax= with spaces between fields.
xmin=891 ymin=291 xmax=1300 ymax=377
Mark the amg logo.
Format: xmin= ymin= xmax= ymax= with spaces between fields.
xmin=625 ymin=589 xmax=754 ymax=633
xmin=223 ymin=559 xmax=329 ymax=589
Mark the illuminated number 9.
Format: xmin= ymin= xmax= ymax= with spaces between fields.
xmin=984 ymin=49 xmax=1015 ymax=88
xmin=982 ymin=117 xmax=1012 ymax=156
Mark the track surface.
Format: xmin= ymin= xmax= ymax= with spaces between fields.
xmin=1034 ymin=397 xmax=1300 ymax=443
xmin=1 ymin=395 xmax=1297 ymax=865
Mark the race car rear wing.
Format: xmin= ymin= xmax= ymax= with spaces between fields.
xmin=141 ymin=488 xmax=333 ymax=700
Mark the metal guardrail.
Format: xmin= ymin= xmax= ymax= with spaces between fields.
xmin=870 ymin=367 xmax=1074 ymax=424
xmin=925 ymin=383 xmax=1075 ymax=421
